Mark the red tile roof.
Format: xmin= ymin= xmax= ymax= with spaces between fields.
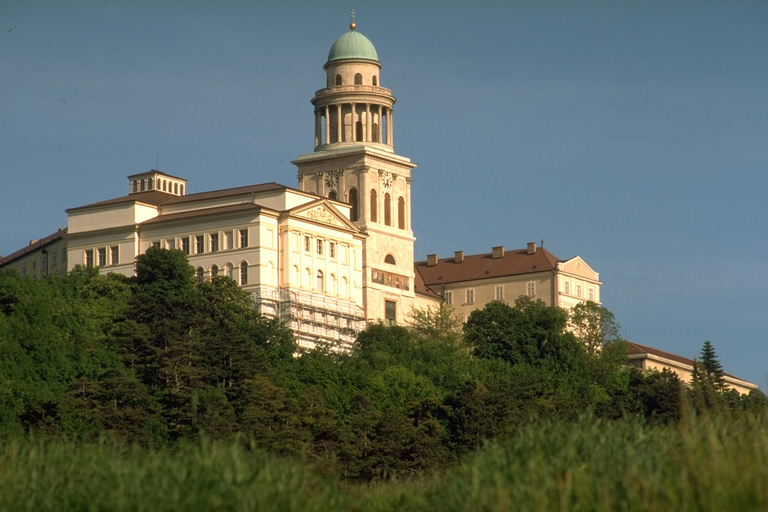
xmin=0 ymin=228 xmax=67 ymax=267
xmin=414 ymin=247 xmax=562 ymax=287
xmin=626 ymin=340 xmax=749 ymax=383
xmin=66 ymin=182 xmax=294 ymax=212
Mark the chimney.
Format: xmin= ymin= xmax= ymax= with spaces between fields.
xmin=527 ymin=242 xmax=537 ymax=255
xmin=454 ymin=250 xmax=464 ymax=263
xmin=492 ymin=246 xmax=505 ymax=259
xmin=427 ymin=254 xmax=438 ymax=266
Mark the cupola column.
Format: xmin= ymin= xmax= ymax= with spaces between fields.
xmin=324 ymin=106 xmax=331 ymax=145
xmin=365 ymin=103 xmax=371 ymax=142
xmin=351 ymin=102 xmax=357 ymax=142
xmin=336 ymin=104 xmax=343 ymax=142
xmin=314 ymin=109 xmax=321 ymax=147
xmin=387 ymin=108 xmax=394 ymax=147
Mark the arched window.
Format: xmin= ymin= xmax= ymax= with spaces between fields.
xmin=140 ymin=179 xmax=146 ymax=191
xmin=384 ymin=193 xmax=391 ymax=226
xmin=328 ymin=190 xmax=337 ymax=200
xmin=372 ymin=122 xmax=379 ymax=142
xmin=372 ymin=75 xmax=378 ymax=86
xmin=226 ymin=263 xmax=234 ymax=279
xmin=398 ymin=197 xmax=405 ymax=229
xmin=148 ymin=178 xmax=154 ymax=190
xmin=196 ymin=267 xmax=204 ymax=283
xmin=316 ymin=270 xmax=324 ymax=292
xmin=180 ymin=185 xmax=184 ymax=195
xmin=354 ymin=73 xmax=362 ymax=85
xmin=162 ymin=180 xmax=167 ymax=191
xmin=370 ymin=189 xmax=377 ymax=222
xmin=335 ymin=74 xmax=342 ymax=86
xmin=240 ymin=261 xmax=248 ymax=285
xmin=330 ymin=274 xmax=337 ymax=295
xmin=132 ymin=180 xmax=138 ymax=193
xmin=385 ymin=254 xmax=396 ymax=264
xmin=174 ymin=183 xmax=179 ymax=195
xmin=293 ymin=265 xmax=300 ymax=286
xmin=211 ymin=265 xmax=219 ymax=279
xmin=305 ymin=268 xmax=311 ymax=289
xmin=348 ymin=188 xmax=359 ymax=221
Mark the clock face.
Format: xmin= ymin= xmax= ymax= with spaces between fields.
xmin=382 ymin=173 xmax=392 ymax=189
xmin=324 ymin=171 xmax=340 ymax=189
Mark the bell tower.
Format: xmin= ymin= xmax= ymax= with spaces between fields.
xmin=293 ymin=15 xmax=417 ymax=326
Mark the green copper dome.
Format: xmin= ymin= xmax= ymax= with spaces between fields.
xmin=327 ymin=30 xmax=379 ymax=62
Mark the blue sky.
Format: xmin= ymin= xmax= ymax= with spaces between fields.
xmin=2 ymin=1 xmax=767 ymax=387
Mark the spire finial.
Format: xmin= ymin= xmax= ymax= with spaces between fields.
xmin=349 ymin=9 xmax=356 ymax=30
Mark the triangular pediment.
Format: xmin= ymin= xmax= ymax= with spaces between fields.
xmin=559 ymin=256 xmax=600 ymax=281
xmin=290 ymin=200 xmax=359 ymax=231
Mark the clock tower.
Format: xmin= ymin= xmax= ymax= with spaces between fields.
xmin=292 ymin=17 xmax=417 ymax=325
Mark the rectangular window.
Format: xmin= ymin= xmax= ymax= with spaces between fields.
xmin=444 ymin=290 xmax=453 ymax=306
xmin=52 ymin=252 xmax=57 ymax=266
xmin=210 ymin=233 xmax=219 ymax=252
xmin=84 ymin=250 xmax=93 ymax=267
xmin=110 ymin=246 xmax=119 ymax=265
xmin=224 ymin=231 xmax=232 ymax=250
xmin=385 ymin=300 xmax=397 ymax=326
xmin=526 ymin=281 xmax=536 ymax=297
xmin=62 ymin=248 xmax=67 ymax=261
xmin=304 ymin=236 xmax=311 ymax=252
xmin=181 ymin=237 xmax=190 ymax=255
xmin=166 ymin=239 xmax=175 ymax=250
xmin=32 ymin=261 xmax=36 ymax=270
xmin=588 ymin=287 xmax=594 ymax=301
xmin=196 ymin=235 xmax=204 ymax=254
xmin=317 ymin=239 xmax=323 ymax=255
xmin=465 ymin=289 xmax=475 ymax=304
xmin=240 ymin=229 xmax=249 ymax=248
xmin=152 ymin=241 xmax=160 ymax=248
xmin=240 ymin=263 xmax=248 ymax=285
xmin=564 ymin=281 xmax=570 ymax=295
xmin=329 ymin=242 xmax=336 ymax=259
xmin=576 ymin=284 xmax=582 ymax=298
xmin=97 ymin=248 xmax=106 ymax=267
xmin=341 ymin=245 xmax=347 ymax=264
xmin=495 ymin=284 xmax=504 ymax=300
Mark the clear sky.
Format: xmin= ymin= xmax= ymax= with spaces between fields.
xmin=2 ymin=1 xmax=767 ymax=387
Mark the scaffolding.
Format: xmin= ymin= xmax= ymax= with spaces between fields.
xmin=253 ymin=285 xmax=366 ymax=350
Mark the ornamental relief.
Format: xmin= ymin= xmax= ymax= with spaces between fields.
xmin=301 ymin=206 xmax=342 ymax=226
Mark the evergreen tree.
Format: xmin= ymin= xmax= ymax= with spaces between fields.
xmin=699 ymin=340 xmax=725 ymax=390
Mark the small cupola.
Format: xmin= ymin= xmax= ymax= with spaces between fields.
xmin=128 ymin=170 xmax=187 ymax=196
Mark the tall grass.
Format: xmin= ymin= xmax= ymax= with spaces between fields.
xmin=421 ymin=413 xmax=768 ymax=512
xmin=2 ymin=415 xmax=767 ymax=511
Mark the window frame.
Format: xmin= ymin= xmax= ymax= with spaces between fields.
xmin=385 ymin=300 xmax=397 ymax=326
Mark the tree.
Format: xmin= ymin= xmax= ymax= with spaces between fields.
xmin=568 ymin=300 xmax=621 ymax=354
xmin=407 ymin=303 xmax=462 ymax=344
xmin=463 ymin=297 xmax=578 ymax=369
xmin=698 ymin=340 xmax=725 ymax=390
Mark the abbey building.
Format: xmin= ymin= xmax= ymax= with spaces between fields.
xmin=0 ymin=22 xmax=601 ymax=349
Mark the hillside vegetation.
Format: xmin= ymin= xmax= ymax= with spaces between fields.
xmin=1 ymin=247 xmax=766 ymax=509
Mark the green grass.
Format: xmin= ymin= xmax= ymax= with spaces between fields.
xmin=2 ymin=415 xmax=768 ymax=511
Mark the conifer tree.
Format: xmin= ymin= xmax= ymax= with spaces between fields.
xmin=699 ymin=340 xmax=725 ymax=390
